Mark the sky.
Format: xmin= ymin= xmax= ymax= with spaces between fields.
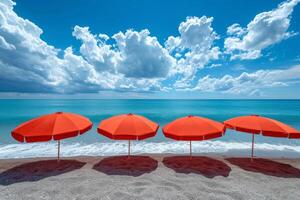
xmin=0 ymin=0 xmax=300 ymax=99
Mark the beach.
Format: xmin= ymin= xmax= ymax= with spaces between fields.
xmin=1 ymin=100 xmax=300 ymax=199
xmin=1 ymin=154 xmax=300 ymax=200
xmin=2 ymin=0 xmax=300 ymax=198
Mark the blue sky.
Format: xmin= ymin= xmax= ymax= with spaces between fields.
xmin=0 ymin=0 xmax=300 ymax=98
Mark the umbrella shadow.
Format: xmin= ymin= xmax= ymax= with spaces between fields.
xmin=162 ymin=156 xmax=231 ymax=178
xmin=226 ymin=158 xmax=300 ymax=178
xmin=0 ymin=159 xmax=86 ymax=186
xmin=93 ymin=156 xmax=158 ymax=177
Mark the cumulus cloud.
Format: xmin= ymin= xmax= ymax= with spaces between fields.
xmin=72 ymin=26 xmax=175 ymax=79
xmin=0 ymin=0 xmax=119 ymax=94
xmin=225 ymin=0 xmax=300 ymax=60
xmin=165 ymin=16 xmax=220 ymax=87
xmin=0 ymin=0 xmax=67 ymax=92
xmin=113 ymin=29 xmax=175 ymax=78
xmin=0 ymin=0 xmax=170 ymax=93
xmin=193 ymin=65 xmax=300 ymax=95
xmin=1 ymin=0 xmax=299 ymax=96
xmin=0 ymin=35 xmax=15 ymax=50
xmin=72 ymin=26 xmax=119 ymax=72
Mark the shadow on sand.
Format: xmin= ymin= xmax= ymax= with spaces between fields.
xmin=0 ymin=159 xmax=86 ymax=186
xmin=162 ymin=156 xmax=231 ymax=178
xmin=93 ymin=156 xmax=158 ymax=176
xmin=226 ymin=158 xmax=300 ymax=178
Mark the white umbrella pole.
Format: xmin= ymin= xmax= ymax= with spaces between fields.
xmin=128 ymin=140 xmax=131 ymax=158
xmin=189 ymin=141 xmax=192 ymax=159
xmin=57 ymin=140 xmax=60 ymax=163
xmin=251 ymin=134 xmax=255 ymax=162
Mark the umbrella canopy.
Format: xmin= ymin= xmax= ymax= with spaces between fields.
xmin=163 ymin=115 xmax=225 ymax=141
xmin=12 ymin=112 xmax=92 ymax=142
xmin=224 ymin=114 xmax=300 ymax=160
xmin=12 ymin=112 xmax=92 ymax=161
xmin=98 ymin=113 xmax=159 ymax=140
xmin=163 ymin=115 xmax=225 ymax=157
xmin=224 ymin=115 xmax=300 ymax=138
xmin=97 ymin=113 xmax=159 ymax=156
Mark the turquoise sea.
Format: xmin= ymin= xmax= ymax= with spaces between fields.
xmin=0 ymin=99 xmax=300 ymax=158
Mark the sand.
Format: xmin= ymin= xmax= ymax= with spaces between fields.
xmin=0 ymin=154 xmax=300 ymax=200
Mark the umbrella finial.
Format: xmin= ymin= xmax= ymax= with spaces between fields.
xmin=188 ymin=115 xmax=193 ymax=118
xmin=56 ymin=112 xmax=63 ymax=114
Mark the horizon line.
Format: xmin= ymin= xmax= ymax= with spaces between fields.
xmin=1 ymin=98 xmax=300 ymax=100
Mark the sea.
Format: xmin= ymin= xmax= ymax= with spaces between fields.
xmin=1 ymin=99 xmax=300 ymax=159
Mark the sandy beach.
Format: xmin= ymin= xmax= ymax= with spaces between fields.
xmin=0 ymin=154 xmax=300 ymax=200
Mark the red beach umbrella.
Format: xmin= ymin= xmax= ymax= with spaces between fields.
xmin=224 ymin=115 xmax=300 ymax=161
xmin=97 ymin=113 xmax=159 ymax=157
xmin=12 ymin=112 xmax=92 ymax=161
xmin=163 ymin=115 xmax=226 ymax=157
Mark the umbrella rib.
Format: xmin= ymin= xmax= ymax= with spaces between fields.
xmin=50 ymin=114 xmax=61 ymax=139
xmin=63 ymin=114 xmax=81 ymax=132
xmin=190 ymin=117 xmax=222 ymax=134
xmin=113 ymin=116 xmax=132 ymax=136
xmin=135 ymin=116 xmax=157 ymax=132
xmin=28 ymin=116 xmax=53 ymax=136
xmin=237 ymin=117 xmax=261 ymax=133
xmin=255 ymin=116 xmax=286 ymax=134
xmin=257 ymin=116 xmax=264 ymax=134
xmin=132 ymin=116 xmax=157 ymax=139
xmin=267 ymin=119 xmax=290 ymax=134
xmin=101 ymin=116 xmax=124 ymax=135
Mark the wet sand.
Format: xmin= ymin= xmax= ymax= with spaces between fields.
xmin=0 ymin=154 xmax=300 ymax=200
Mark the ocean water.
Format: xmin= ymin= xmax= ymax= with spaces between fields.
xmin=0 ymin=99 xmax=300 ymax=158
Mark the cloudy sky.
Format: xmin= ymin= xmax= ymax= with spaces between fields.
xmin=0 ymin=0 xmax=300 ymax=99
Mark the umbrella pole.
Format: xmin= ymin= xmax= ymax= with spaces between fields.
xmin=128 ymin=140 xmax=131 ymax=158
xmin=189 ymin=141 xmax=192 ymax=159
xmin=57 ymin=140 xmax=60 ymax=163
xmin=251 ymin=134 xmax=255 ymax=162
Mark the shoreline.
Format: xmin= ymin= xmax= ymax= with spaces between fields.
xmin=1 ymin=153 xmax=300 ymax=163
xmin=1 ymin=140 xmax=300 ymax=159
xmin=1 ymin=151 xmax=300 ymax=161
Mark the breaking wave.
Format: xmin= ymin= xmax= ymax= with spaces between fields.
xmin=1 ymin=141 xmax=300 ymax=159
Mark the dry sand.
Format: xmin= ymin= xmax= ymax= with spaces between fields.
xmin=0 ymin=154 xmax=300 ymax=200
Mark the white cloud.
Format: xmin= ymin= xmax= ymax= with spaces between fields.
xmin=225 ymin=0 xmax=300 ymax=60
xmin=165 ymin=16 xmax=220 ymax=87
xmin=61 ymin=47 xmax=122 ymax=93
xmin=72 ymin=26 xmax=119 ymax=72
xmin=226 ymin=23 xmax=246 ymax=36
xmin=116 ymin=78 xmax=165 ymax=92
xmin=193 ymin=65 xmax=300 ymax=95
xmin=0 ymin=0 xmax=169 ymax=93
xmin=0 ymin=0 xmax=116 ymax=94
xmin=177 ymin=16 xmax=219 ymax=51
xmin=113 ymin=29 xmax=175 ymax=78
xmin=1 ymin=0 xmax=299 ymax=97
xmin=0 ymin=35 xmax=15 ymax=50
xmin=73 ymin=26 xmax=175 ymax=79
xmin=0 ymin=0 xmax=67 ymax=92
xmin=208 ymin=63 xmax=222 ymax=68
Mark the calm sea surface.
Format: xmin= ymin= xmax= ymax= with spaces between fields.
xmin=0 ymin=99 xmax=300 ymax=158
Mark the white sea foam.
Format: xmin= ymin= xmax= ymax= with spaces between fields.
xmin=1 ymin=141 xmax=300 ymax=159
